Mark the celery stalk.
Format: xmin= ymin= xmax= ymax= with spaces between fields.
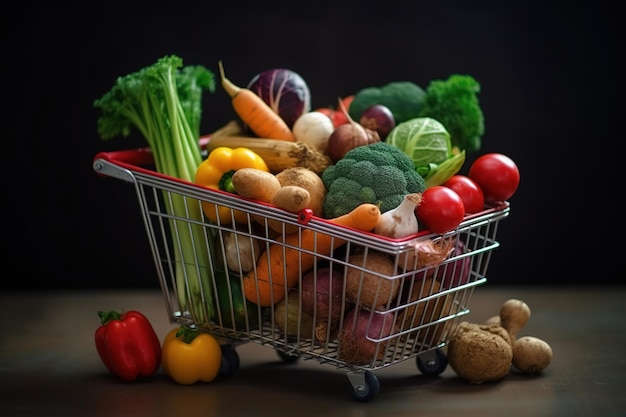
xmin=94 ymin=55 xmax=217 ymax=325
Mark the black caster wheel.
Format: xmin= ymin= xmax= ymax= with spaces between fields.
xmin=276 ymin=350 xmax=300 ymax=364
xmin=416 ymin=349 xmax=448 ymax=377
xmin=347 ymin=371 xmax=380 ymax=402
xmin=219 ymin=344 xmax=240 ymax=377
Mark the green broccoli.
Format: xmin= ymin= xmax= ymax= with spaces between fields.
xmin=348 ymin=81 xmax=426 ymax=124
xmin=417 ymin=74 xmax=485 ymax=153
xmin=322 ymin=142 xmax=426 ymax=218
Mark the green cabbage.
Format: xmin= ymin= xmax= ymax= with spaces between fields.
xmin=387 ymin=117 xmax=464 ymax=187
xmin=386 ymin=117 xmax=450 ymax=169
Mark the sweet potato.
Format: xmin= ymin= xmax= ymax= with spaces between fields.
xmin=338 ymin=307 xmax=395 ymax=365
xmin=300 ymin=267 xmax=349 ymax=325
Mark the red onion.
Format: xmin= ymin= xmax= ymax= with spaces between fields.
xmin=359 ymin=104 xmax=396 ymax=140
xmin=436 ymin=240 xmax=471 ymax=289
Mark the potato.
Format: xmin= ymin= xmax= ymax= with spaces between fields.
xmin=232 ymin=168 xmax=281 ymax=202
xmin=395 ymin=277 xmax=455 ymax=344
xmin=344 ymin=252 xmax=399 ymax=311
xmin=270 ymin=186 xmax=311 ymax=213
xmin=447 ymin=321 xmax=513 ymax=384
xmin=275 ymin=167 xmax=325 ymax=217
xmin=485 ymin=315 xmax=501 ymax=326
xmin=512 ymin=336 xmax=553 ymax=374
xmin=274 ymin=294 xmax=315 ymax=339
xmin=500 ymin=298 xmax=531 ymax=341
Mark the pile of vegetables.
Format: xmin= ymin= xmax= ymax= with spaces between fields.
xmin=447 ymin=298 xmax=553 ymax=384
xmin=95 ymin=55 xmax=523 ymax=371
xmin=94 ymin=310 xmax=226 ymax=386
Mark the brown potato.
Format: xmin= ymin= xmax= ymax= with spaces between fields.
xmin=270 ymin=186 xmax=311 ymax=213
xmin=344 ymin=252 xmax=399 ymax=311
xmin=395 ymin=277 xmax=455 ymax=344
xmin=275 ymin=167 xmax=325 ymax=217
xmin=447 ymin=321 xmax=513 ymax=384
xmin=512 ymin=336 xmax=553 ymax=374
xmin=232 ymin=168 xmax=281 ymax=202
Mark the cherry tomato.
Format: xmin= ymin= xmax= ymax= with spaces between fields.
xmin=416 ymin=186 xmax=465 ymax=234
xmin=443 ymin=175 xmax=485 ymax=214
xmin=468 ymin=153 xmax=520 ymax=203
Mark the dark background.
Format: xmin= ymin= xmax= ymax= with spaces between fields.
xmin=3 ymin=1 xmax=620 ymax=290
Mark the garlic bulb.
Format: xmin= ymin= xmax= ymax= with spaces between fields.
xmin=223 ymin=228 xmax=261 ymax=273
xmin=374 ymin=193 xmax=422 ymax=238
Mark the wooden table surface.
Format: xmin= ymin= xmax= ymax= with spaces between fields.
xmin=1 ymin=286 xmax=624 ymax=417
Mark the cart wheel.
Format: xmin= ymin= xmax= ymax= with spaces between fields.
xmin=276 ymin=350 xmax=299 ymax=364
xmin=416 ymin=349 xmax=448 ymax=377
xmin=219 ymin=345 xmax=240 ymax=378
xmin=347 ymin=371 xmax=380 ymax=402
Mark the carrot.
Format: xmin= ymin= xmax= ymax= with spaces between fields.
xmin=243 ymin=203 xmax=382 ymax=306
xmin=218 ymin=61 xmax=295 ymax=142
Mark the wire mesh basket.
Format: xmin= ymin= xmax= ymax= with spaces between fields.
xmin=93 ymin=145 xmax=510 ymax=401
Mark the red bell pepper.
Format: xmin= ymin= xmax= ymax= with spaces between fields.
xmin=95 ymin=310 xmax=162 ymax=381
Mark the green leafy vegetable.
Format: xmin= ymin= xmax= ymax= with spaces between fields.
xmin=418 ymin=74 xmax=484 ymax=153
xmin=387 ymin=117 xmax=464 ymax=187
xmin=349 ymin=81 xmax=426 ymax=124
xmin=387 ymin=117 xmax=451 ymax=168
xmin=422 ymin=151 xmax=466 ymax=188
xmin=93 ymin=55 xmax=218 ymax=326
xmin=94 ymin=55 xmax=214 ymax=181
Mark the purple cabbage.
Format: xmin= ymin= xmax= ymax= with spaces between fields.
xmin=247 ymin=68 xmax=311 ymax=129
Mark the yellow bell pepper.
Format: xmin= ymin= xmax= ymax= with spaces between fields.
xmin=195 ymin=146 xmax=270 ymax=224
xmin=161 ymin=327 xmax=222 ymax=385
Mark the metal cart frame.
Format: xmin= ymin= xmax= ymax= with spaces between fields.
xmin=93 ymin=145 xmax=510 ymax=401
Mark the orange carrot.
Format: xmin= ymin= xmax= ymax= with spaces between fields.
xmin=218 ymin=61 xmax=295 ymax=142
xmin=243 ymin=203 xmax=381 ymax=306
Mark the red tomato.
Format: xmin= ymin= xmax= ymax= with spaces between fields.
xmin=416 ymin=186 xmax=465 ymax=234
xmin=315 ymin=107 xmax=337 ymax=127
xmin=443 ymin=175 xmax=485 ymax=214
xmin=469 ymin=153 xmax=520 ymax=203
xmin=314 ymin=95 xmax=353 ymax=128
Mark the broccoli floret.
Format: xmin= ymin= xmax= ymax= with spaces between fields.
xmin=322 ymin=142 xmax=426 ymax=218
xmin=348 ymin=81 xmax=427 ymax=124
xmin=418 ymin=74 xmax=485 ymax=153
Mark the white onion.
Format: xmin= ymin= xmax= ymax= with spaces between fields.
xmin=292 ymin=111 xmax=335 ymax=152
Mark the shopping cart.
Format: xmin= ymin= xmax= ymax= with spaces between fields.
xmin=93 ymin=142 xmax=510 ymax=401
